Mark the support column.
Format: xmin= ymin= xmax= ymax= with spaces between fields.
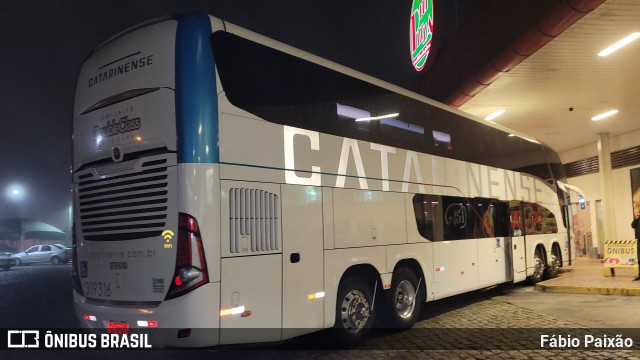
xmin=597 ymin=133 xmax=617 ymax=247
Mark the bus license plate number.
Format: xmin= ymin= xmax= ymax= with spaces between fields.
xmin=85 ymin=281 xmax=111 ymax=297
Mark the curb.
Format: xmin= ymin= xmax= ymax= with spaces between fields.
xmin=535 ymin=283 xmax=640 ymax=296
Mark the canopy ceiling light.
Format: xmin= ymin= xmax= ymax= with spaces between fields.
xmin=484 ymin=109 xmax=505 ymax=121
xmin=597 ymin=32 xmax=640 ymax=57
xmin=591 ymin=109 xmax=618 ymax=121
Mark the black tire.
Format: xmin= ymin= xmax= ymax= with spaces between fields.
xmin=528 ymin=248 xmax=545 ymax=284
xmin=51 ymin=256 xmax=60 ymax=265
xmin=544 ymin=248 xmax=561 ymax=279
xmin=333 ymin=276 xmax=375 ymax=346
xmin=379 ymin=267 xmax=422 ymax=329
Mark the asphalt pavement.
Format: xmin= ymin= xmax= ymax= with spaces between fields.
xmin=2 ymin=260 xmax=640 ymax=359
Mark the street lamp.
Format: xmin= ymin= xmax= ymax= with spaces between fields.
xmin=4 ymin=183 xmax=28 ymax=219
xmin=5 ymin=183 xmax=27 ymax=203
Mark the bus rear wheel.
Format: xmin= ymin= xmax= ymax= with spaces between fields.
xmin=333 ymin=276 xmax=374 ymax=345
xmin=544 ymin=249 xmax=561 ymax=279
xmin=379 ymin=267 xmax=421 ymax=329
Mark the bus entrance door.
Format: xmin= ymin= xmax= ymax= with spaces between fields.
xmin=509 ymin=201 xmax=527 ymax=283
xmin=491 ymin=201 xmax=513 ymax=283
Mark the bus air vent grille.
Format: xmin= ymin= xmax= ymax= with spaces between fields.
xmin=229 ymin=188 xmax=280 ymax=253
xmin=76 ymin=154 xmax=173 ymax=241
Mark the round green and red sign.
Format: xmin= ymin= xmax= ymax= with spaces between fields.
xmin=410 ymin=0 xmax=434 ymax=71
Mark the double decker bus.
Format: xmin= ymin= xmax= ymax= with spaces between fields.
xmin=72 ymin=13 xmax=575 ymax=347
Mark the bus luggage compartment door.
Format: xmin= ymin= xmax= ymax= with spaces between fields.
xmin=281 ymin=184 xmax=325 ymax=339
xmin=219 ymin=254 xmax=282 ymax=344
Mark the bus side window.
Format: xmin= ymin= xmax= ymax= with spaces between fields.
xmin=412 ymin=194 xmax=443 ymax=241
xmin=492 ymin=201 xmax=510 ymax=237
xmin=509 ymin=201 xmax=523 ymax=237
xmin=523 ymin=202 xmax=558 ymax=235
xmin=561 ymin=204 xmax=569 ymax=229
xmin=469 ymin=198 xmax=493 ymax=238
xmin=442 ymin=196 xmax=469 ymax=240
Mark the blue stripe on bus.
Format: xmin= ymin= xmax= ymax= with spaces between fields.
xmin=175 ymin=13 xmax=219 ymax=164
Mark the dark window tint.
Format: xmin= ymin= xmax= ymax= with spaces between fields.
xmin=492 ymin=201 xmax=511 ymax=237
xmin=561 ymin=204 xmax=569 ymax=229
xmin=442 ymin=196 xmax=475 ymax=240
xmin=412 ymin=194 xmax=442 ymax=241
xmin=41 ymin=245 xmax=51 ymax=252
xmin=509 ymin=201 xmax=524 ymax=237
xmin=440 ymin=197 xmax=507 ymax=240
xmin=468 ymin=197 xmax=495 ymax=238
xmin=523 ymin=202 xmax=558 ymax=235
xmin=413 ymin=196 xmax=541 ymax=240
xmin=212 ymin=32 xmax=559 ymax=182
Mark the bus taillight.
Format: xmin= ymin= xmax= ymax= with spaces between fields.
xmin=165 ymin=213 xmax=208 ymax=300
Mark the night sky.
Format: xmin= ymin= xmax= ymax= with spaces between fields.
xmin=0 ymin=0 xmax=422 ymax=230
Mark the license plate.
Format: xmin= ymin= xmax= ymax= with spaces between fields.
xmin=107 ymin=321 xmax=130 ymax=335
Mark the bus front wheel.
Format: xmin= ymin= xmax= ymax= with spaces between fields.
xmin=333 ymin=276 xmax=374 ymax=345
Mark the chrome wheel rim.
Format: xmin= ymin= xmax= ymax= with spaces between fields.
xmin=550 ymin=254 xmax=560 ymax=274
xmin=533 ymin=253 xmax=545 ymax=279
xmin=394 ymin=280 xmax=416 ymax=319
xmin=340 ymin=289 xmax=370 ymax=333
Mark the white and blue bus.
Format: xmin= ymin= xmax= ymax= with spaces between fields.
xmin=72 ymin=13 xmax=575 ymax=347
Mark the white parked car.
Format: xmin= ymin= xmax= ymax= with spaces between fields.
xmin=11 ymin=244 xmax=71 ymax=265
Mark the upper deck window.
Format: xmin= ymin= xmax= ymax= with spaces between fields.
xmin=211 ymin=31 xmax=564 ymax=182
